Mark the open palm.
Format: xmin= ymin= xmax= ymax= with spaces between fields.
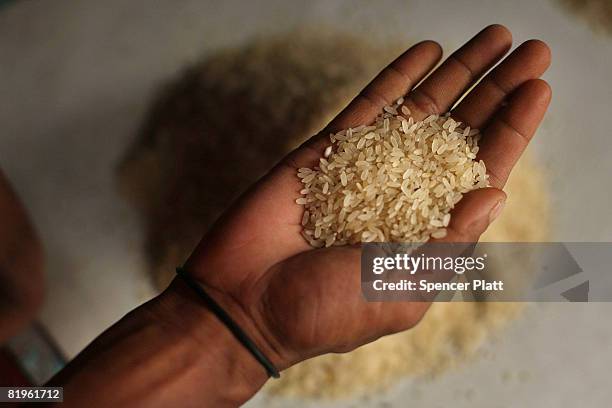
xmin=182 ymin=25 xmax=551 ymax=370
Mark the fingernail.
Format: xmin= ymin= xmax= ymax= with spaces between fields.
xmin=488 ymin=199 xmax=506 ymax=223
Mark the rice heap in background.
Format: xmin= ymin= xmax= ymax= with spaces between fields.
xmin=119 ymin=33 xmax=550 ymax=399
xmin=297 ymin=103 xmax=488 ymax=247
xmin=119 ymin=33 xmax=397 ymax=290
xmin=556 ymin=0 xmax=612 ymax=35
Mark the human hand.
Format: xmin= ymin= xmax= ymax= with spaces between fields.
xmin=178 ymin=24 xmax=551 ymax=377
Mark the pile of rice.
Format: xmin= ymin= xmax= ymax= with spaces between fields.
xmin=556 ymin=0 xmax=612 ymax=35
xmin=118 ymin=32 xmax=398 ymax=289
xmin=297 ymin=100 xmax=488 ymax=247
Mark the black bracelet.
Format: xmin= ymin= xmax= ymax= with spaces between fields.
xmin=175 ymin=267 xmax=281 ymax=379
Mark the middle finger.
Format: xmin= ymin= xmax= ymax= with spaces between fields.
xmin=402 ymin=24 xmax=512 ymax=120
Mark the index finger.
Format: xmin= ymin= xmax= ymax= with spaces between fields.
xmin=284 ymin=40 xmax=442 ymax=170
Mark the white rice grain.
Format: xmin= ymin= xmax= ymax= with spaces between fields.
xmin=296 ymin=99 xmax=488 ymax=246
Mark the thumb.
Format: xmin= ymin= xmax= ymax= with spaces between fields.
xmin=437 ymin=187 xmax=506 ymax=243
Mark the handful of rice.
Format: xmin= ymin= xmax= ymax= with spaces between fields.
xmin=296 ymin=99 xmax=489 ymax=247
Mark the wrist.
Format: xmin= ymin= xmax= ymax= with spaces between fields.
xmin=150 ymin=277 xmax=270 ymax=407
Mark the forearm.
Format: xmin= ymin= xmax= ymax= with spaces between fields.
xmin=48 ymin=279 xmax=268 ymax=407
xmin=0 ymin=169 xmax=44 ymax=343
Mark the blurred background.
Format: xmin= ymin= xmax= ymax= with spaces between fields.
xmin=1 ymin=0 xmax=611 ymax=406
